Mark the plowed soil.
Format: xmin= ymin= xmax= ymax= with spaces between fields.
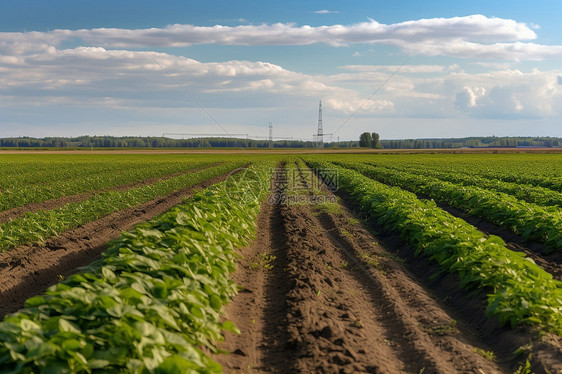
xmin=0 ymin=171 xmax=231 ymax=318
xmin=216 ymin=164 xmax=562 ymax=373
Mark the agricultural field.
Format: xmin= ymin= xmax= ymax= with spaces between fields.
xmin=0 ymin=152 xmax=561 ymax=373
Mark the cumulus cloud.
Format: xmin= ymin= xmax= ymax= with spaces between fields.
xmin=323 ymin=65 xmax=562 ymax=119
xmin=394 ymin=40 xmax=562 ymax=60
xmin=455 ymin=87 xmax=485 ymax=110
xmin=0 ymin=46 xmax=356 ymax=110
xmin=0 ymin=15 xmax=557 ymax=60
xmin=324 ymin=98 xmax=394 ymax=114
xmin=451 ymin=71 xmax=562 ymax=118
xmin=1 ymin=39 xmax=562 ymax=131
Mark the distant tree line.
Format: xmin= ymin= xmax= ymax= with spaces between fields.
xmin=380 ymin=136 xmax=562 ymax=149
xmin=0 ymin=136 xmax=358 ymax=148
xmin=0 ymin=135 xmax=560 ymax=149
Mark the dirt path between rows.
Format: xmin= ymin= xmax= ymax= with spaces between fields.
xmin=215 ymin=164 xmax=558 ymax=373
xmin=0 ymin=171 xmax=231 ymax=318
xmin=324 ymin=173 xmax=562 ymax=373
xmin=0 ymin=163 xmax=219 ymax=225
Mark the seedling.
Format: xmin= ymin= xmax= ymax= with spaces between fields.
xmin=473 ymin=347 xmax=496 ymax=362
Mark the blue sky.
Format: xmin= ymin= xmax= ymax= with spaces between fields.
xmin=1 ymin=0 xmax=562 ymax=140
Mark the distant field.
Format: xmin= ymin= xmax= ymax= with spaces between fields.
xmin=0 ymin=152 xmax=561 ymax=373
xmin=0 ymin=146 xmax=561 ymax=154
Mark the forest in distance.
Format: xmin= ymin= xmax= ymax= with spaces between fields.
xmin=1 ymin=135 xmax=561 ymax=149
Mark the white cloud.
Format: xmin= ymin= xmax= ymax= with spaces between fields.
xmin=1 ymin=37 xmax=562 ymax=139
xmin=472 ymin=62 xmax=513 ymax=70
xmin=0 ymin=46 xmax=357 ymax=110
xmin=393 ymin=40 xmax=562 ymax=60
xmin=322 ymin=64 xmax=562 ymax=119
xmin=455 ymin=87 xmax=485 ymax=110
xmin=0 ymin=15 xmax=557 ymax=60
xmin=314 ymin=10 xmax=339 ymax=14
xmin=341 ymin=64 xmax=447 ymax=73
xmin=324 ymin=98 xmax=394 ymax=114
xmin=448 ymin=70 xmax=562 ymax=118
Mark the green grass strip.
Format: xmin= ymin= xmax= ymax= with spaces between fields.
xmin=0 ymin=162 xmax=242 ymax=252
xmin=307 ymin=160 xmax=562 ymax=335
xmin=0 ymin=161 xmax=276 ymax=373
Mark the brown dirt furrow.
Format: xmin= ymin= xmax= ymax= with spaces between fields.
xmin=217 ymin=168 xmax=295 ymax=373
xmin=330 ymin=187 xmax=562 ymax=373
xmin=0 ymin=171 xmax=231 ymax=318
xmin=218 ymin=164 xmax=512 ymax=373
xmin=217 ymin=198 xmax=295 ymax=372
xmin=0 ymin=163 xmax=219 ymax=225
xmin=315 ymin=210 xmax=506 ymax=373
xmin=281 ymin=204 xmax=418 ymax=373
xmin=0 ymin=193 xmax=94 ymax=225
xmin=302 ymin=162 xmax=561 ymax=373
xmin=108 ymin=162 xmax=221 ymax=193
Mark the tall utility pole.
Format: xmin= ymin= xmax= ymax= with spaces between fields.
xmin=269 ymin=122 xmax=273 ymax=148
xmin=317 ymin=100 xmax=323 ymax=149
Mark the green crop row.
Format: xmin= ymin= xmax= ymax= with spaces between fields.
xmin=0 ymin=159 xmax=218 ymax=212
xmin=442 ymin=164 xmax=562 ymax=193
xmin=0 ymin=161 xmax=276 ymax=373
xmin=396 ymin=159 xmax=562 ymax=192
xmin=337 ymin=161 xmax=562 ymax=252
xmin=307 ymin=160 xmax=562 ymax=335
xmin=348 ymin=154 xmax=562 ymax=189
xmin=0 ymin=156 xmax=186 ymax=189
xmin=372 ymin=162 xmax=562 ymax=208
xmin=0 ymin=162 xmax=243 ymax=252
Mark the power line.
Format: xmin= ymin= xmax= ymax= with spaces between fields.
xmin=329 ymin=57 xmax=410 ymax=141
xmin=149 ymin=54 xmax=232 ymax=136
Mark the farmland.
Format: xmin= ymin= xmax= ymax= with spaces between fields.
xmin=0 ymin=152 xmax=561 ymax=373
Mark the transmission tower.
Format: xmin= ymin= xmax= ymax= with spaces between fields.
xmin=316 ymin=100 xmax=323 ymax=148
xmin=269 ymin=122 xmax=273 ymax=148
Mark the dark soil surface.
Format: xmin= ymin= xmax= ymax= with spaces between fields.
xmin=216 ymin=164 xmax=562 ymax=373
xmin=0 ymin=171 xmax=231 ymax=318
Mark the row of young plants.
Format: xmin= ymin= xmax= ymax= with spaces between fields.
xmin=454 ymin=164 xmax=562 ymax=193
xmin=380 ymin=156 xmax=562 ymax=193
xmin=0 ymin=161 xmax=276 ymax=373
xmin=0 ymin=158 xmax=166 ymax=190
xmin=0 ymin=156 xmax=183 ymax=189
xmin=306 ymin=160 xmax=562 ymax=335
xmin=0 ymin=159 xmax=218 ymax=212
xmin=398 ymin=154 xmax=560 ymax=177
xmin=372 ymin=162 xmax=562 ymax=208
xmin=336 ymin=161 xmax=562 ymax=252
xmin=0 ymin=162 xmax=242 ymax=252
